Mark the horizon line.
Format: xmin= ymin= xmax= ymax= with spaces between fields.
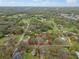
xmin=0 ymin=6 xmax=79 ymax=7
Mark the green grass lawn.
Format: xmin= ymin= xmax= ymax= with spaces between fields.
xmin=23 ymin=52 xmax=39 ymax=59
xmin=0 ymin=37 xmax=6 ymax=45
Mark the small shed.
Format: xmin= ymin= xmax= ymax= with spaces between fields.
xmin=75 ymin=51 xmax=79 ymax=58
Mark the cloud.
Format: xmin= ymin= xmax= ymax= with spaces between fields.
xmin=66 ymin=0 xmax=77 ymax=6
xmin=0 ymin=0 xmax=26 ymax=6
xmin=66 ymin=0 xmax=77 ymax=4
xmin=0 ymin=0 xmax=12 ymax=2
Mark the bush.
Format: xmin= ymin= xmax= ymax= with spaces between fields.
xmin=0 ymin=32 xmax=4 ymax=38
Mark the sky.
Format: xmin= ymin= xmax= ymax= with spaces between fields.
xmin=0 ymin=0 xmax=79 ymax=7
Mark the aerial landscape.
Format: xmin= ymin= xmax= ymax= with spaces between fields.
xmin=0 ymin=0 xmax=79 ymax=59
